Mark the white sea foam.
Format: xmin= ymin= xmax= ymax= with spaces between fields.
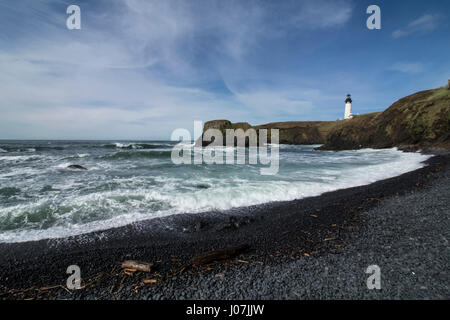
xmin=0 ymin=148 xmax=431 ymax=243
xmin=0 ymin=148 xmax=7 ymax=153
xmin=112 ymin=142 xmax=174 ymax=149
xmin=0 ymin=155 xmax=42 ymax=162
xmin=0 ymin=167 xmax=41 ymax=179
xmin=114 ymin=142 xmax=134 ymax=148
xmin=56 ymin=162 xmax=74 ymax=169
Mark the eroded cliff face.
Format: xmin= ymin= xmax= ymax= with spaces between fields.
xmin=198 ymin=120 xmax=337 ymax=146
xmin=199 ymin=86 xmax=450 ymax=151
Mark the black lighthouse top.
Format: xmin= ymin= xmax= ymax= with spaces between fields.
xmin=345 ymin=94 xmax=352 ymax=103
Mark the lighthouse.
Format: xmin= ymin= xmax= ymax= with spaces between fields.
xmin=344 ymin=94 xmax=353 ymax=119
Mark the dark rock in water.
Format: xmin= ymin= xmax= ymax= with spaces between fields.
xmin=67 ymin=165 xmax=87 ymax=170
xmin=195 ymin=183 xmax=210 ymax=189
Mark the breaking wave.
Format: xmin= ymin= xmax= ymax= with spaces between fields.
xmin=0 ymin=142 xmax=431 ymax=243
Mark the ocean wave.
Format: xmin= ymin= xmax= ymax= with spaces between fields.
xmin=0 ymin=142 xmax=174 ymax=153
xmin=0 ymin=147 xmax=431 ymax=243
xmin=55 ymin=162 xmax=77 ymax=169
xmin=103 ymin=142 xmax=174 ymax=150
xmin=0 ymin=146 xmax=20 ymax=152
xmin=34 ymin=146 xmax=65 ymax=151
xmin=102 ymin=150 xmax=172 ymax=160
xmin=0 ymin=146 xmax=64 ymax=152
xmin=0 ymin=187 xmax=21 ymax=197
xmin=77 ymin=153 xmax=89 ymax=158
xmin=0 ymin=155 xmax=42 ymax=162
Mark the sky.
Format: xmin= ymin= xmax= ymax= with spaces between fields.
xmin=0 ymin=0 xmax=449 ymax=140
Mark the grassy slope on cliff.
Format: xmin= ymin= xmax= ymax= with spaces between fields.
xmin=319 ymin=86 xmax=450 ymax=151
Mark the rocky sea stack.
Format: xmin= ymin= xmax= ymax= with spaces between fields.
xmin=200 ymin=86 xmax=450 ymax=151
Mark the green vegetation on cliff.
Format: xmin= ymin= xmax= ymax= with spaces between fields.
xmin=201 ymin=86 xmax=450 ymax=151
xmin=319 ymin=86 xmax=450 ymax=151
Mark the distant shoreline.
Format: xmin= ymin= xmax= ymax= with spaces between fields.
xmin=1 ymin=151 xmax=448 ymax=299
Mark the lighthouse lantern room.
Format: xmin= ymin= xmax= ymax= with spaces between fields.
xmin=344 ymin=94 xmax=353 ymax=119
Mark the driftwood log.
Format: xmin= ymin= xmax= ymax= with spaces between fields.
xmin=190 ymin=244 xmax=249 ymax=266
xmin=121 ymin=260 xmax=153 ymax=273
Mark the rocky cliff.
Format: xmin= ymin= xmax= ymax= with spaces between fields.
xmin=198 ymin=119 xmax=337 ymax=146
xmin=319 ymin=86 xmax=450 ymax=151
xmin=200 ymin=85 xmax=450 ymax=151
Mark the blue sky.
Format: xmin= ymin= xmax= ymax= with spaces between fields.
xmin=0 ymin=0 xmax=449 ymax=140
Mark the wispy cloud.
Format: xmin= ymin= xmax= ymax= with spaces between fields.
xmin=286 ymin=0 xmax=352 ymax=29
xmin=231 ymin=89 xmax=315 ymax=117
xmin=390 ymin=62 xmax=424 ymax=74
xmin=0 ymin=0 xmax=355 ymax=139
xmin=392 ymin=14 xmax=439 ymax=39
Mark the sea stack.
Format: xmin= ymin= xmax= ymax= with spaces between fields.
xmin=344 ymin=94 xmax=354 ymax=119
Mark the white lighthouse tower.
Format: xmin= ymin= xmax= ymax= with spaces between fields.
xmin=344 ymin=94 xmax=353 ymax=119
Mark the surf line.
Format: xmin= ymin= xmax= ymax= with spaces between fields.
xmin=171 ymin=120 xmax=279 ymax=175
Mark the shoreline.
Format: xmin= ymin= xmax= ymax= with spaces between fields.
xmin=1 ymin=152 xmax=449 ymax=299
xmin=0 ymin=146 xmax=432 ymax=245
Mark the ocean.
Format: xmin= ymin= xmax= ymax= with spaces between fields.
xmin=0 ymin=140 xmax=430 ymax=243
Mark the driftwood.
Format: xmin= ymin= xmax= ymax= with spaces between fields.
xmin=121 ymin=260 xmax=153 ymax=273
xmin=190 ymin=244 xmax=249 ymax=266
xmin=143 ymin=279 xmax=158 ymax=284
